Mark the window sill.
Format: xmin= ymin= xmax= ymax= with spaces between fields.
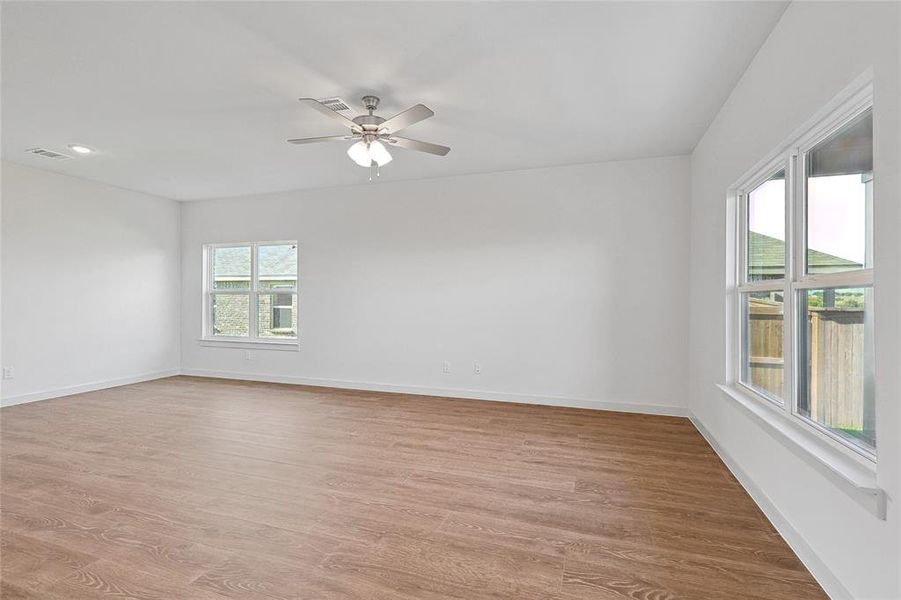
xmin=716 ymin=384 xmax=885 ymax=519
xmin=198 ymin=338 xmax=299 ymax=351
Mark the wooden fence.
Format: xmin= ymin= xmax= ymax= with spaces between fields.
xmin=747 ymin=299 xmax=865 ymax=431
xmin=807 ymin=308 xmax=865 ymax=430
xmin=746 ymin=300 xmax=784 ymax=399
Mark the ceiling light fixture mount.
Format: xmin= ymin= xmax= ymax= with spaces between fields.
xmin=287 ymin=95 xmax=450 ymax=179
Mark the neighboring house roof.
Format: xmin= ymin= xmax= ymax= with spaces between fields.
xmin=749 ymin=231 xmax=861 ymax=277
xmin=214 ymin=244 xmax=297 ymax=279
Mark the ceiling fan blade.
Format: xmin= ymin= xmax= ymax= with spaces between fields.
xmin=386 ymin=136 xmax=450 ymax=156
xmin=298 ymin=98 xmax=360 ymax=130
xmin=378 ymin=104 xmax=434 ymax=134
xmin=287 ymin=135 xmax=356 ymax=145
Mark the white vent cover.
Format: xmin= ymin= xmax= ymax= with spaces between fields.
xmin=25 ymin=147 xmax=72 ymax=160
xmin=317 ymin=97 xmax=354 ymax=114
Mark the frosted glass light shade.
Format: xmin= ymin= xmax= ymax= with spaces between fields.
xmin=347 ymin=139 xmax=392 ymax=168
xmin=369 ymin=141 xmax=392 ymax=167
xmin=347 ymin=141 xmax=371 ymax=167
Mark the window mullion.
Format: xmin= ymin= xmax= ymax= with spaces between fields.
xmin=250 ymin=243 xmax=259 ymax=340
xmin=791 ymin=147 xmax=807 ymax=420
xmin=784 ymin=149 xmax=799 ymax=417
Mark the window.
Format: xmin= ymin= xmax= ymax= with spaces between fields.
xmin=205 ymin=242 xmax=298 ymax=342
xmin=739 ymin=170 xmax=787 ymax=403
xmin=732 ymin=94 xmax=874 ymax=459
xmin=271 ymin=294 xmax=294 ymax=328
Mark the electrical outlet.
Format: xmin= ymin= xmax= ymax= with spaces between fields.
xmin=443 ymin=361 xmax=451 ymax=374
xmin=2 ymin=366 xmax=14 ymax=380
xmin=474 ymin=363 xmax=481 ymax=375
xmin=244 ymin=350 xmax=254 ymax=361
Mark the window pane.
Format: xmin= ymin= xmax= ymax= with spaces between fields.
xmin=212 ymin=246 xmax=251 ymax=290
xmin=798 ymin=287 xmax=875 ymax=452
xmin=740 ymin=291 xmax=784 ymax=402
xmin=211 ymin=294 xmax=249 ymax=337
xmin=259 ymin=244 xmax=297 ymax=290
xmin=806 ymin=110 xmax=872 ymax=274
xmin=258 ymin=293 xmax=297 ymax=338
xmin=747 ymin=170 xmax=785 ymax=282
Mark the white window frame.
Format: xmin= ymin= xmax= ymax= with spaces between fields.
xmin=724 ymin=74 xmax=884 ymax=518
xmin=201 ymin=241 xmax=299 ymax=349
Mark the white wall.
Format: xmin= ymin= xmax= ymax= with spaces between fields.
xmin=181 ymin=156 xmax=690 ymax=414
xmin=689 ymin=3 xmax=900 ymax=599
xmin=0 ymin=161 xmax=181 ymax=404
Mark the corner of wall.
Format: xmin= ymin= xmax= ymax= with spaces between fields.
xmin=176 ymin=198 xmax=184 ymax=373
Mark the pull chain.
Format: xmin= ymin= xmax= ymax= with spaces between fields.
xmin=368 ymin=161 xmax=381 ymax=182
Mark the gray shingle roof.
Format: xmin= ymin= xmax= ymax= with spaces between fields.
xmin=749 ymin=232 xmax=860 ymax=278
xmin=214 ymin=244 xmax=296 ymax=279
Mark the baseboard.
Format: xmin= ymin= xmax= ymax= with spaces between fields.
xmin=0 ymin=369 xmax=181 ymax=408
xmin=179 ymin=368 xmax=688 ymax=417
xmin=690 ymin=415 xmax=853 ymax=600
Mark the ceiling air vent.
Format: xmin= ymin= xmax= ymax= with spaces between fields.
xmin=317 ymin=97 xmax=353 ymax=113
xmin=25 ymin=147 xmax=72 ymax=160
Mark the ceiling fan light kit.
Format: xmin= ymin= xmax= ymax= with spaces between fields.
xmin=347 ymin=139 xmax=392 ymax=168
xmin=288 ymin=94 xmax=450 ymax=179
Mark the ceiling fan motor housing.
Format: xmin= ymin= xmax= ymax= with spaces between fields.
xmin=352 ymin=114 xmax=385 ymax=129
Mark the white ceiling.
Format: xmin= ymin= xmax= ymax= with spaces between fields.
xmin=1 ymin=1 xmax=787 ymax=200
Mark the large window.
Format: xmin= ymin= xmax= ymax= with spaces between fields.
xmin=205 ymin=242 xmax=298 ymax=342
xmin=733 ymin=96 xmax=874 ymax=459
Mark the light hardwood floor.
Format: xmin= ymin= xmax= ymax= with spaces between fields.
xmin=1 ymin=376 xmax=826 ymax=599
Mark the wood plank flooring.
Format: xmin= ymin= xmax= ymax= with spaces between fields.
xmin=0 ymin=376 xmax=827 ymax=599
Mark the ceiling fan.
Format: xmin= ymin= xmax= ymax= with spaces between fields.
xmin=287 ymin=95 xmax=450 ymax=174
